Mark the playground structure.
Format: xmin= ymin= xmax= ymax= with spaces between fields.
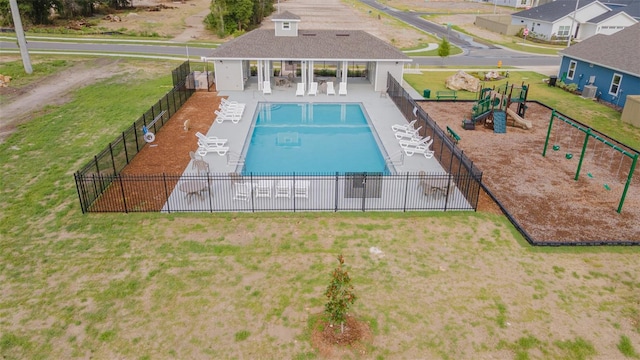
xmin=464 ymin=82 xmax=531 ymax=133
xmin=542 ymin=109 xmax=639 ymax=214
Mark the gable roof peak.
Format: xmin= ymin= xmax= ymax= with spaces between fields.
xmin=271 ymin=10 xmax=301 ymax=22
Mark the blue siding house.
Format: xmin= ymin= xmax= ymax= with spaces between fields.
xmin=558 ymin=23 xmax=640 ymax=108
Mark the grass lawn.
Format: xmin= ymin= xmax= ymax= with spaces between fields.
xmin=404 ymin=71 xmax=640 ymax=149
xmin=1 ymin=59 xmax=640 ymax=359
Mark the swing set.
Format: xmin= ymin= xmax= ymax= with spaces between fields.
xmin=542 ymin=110 xmax=639 ymax=214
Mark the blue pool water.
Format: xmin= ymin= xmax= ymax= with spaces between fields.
xmin=242 ymin=103 xmax=389 ymax=174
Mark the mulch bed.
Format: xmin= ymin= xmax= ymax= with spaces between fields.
xmin=89 ymin=91 xmax=220 ymax=212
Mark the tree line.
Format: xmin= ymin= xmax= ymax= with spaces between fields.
xmin=0 ymin=0 xmax=130 ymax=26
xmin=1 ymin=0 xmax=275 ymax=36
xmin=204 ymin=0 xmax=275 ymax=37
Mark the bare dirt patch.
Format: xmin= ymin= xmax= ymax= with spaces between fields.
xmin=420 ymin=101 xmax=640 ymax=243
xmin=0 ymin=58 xmax=127 ymax=144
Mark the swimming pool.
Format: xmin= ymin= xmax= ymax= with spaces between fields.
xmin=242 ymin=103 xmax=391 ymax=174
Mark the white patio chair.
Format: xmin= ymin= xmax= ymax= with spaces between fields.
xmin=326 ymin=81 xmax=336 ymax=96
xmin=403 ymin=145 xmax=434 ymax=159
xmin=233 ymin=182 xmax=252 ymax=201
xmin=296 ymin=82 xmax=305 ymax=96
xmin=400 ymin=137 xmax=432 ymax=149
xmin=221 ymin=98 xmax=240 ymax=107
xmin=275 ymin=180 xmax=292 ymax=198
xmin=308 ymin=82 xmax=318 ymax=96
xmin=215 ymin=110 xmax=242 ymax=124
xmin=254 ymin=180 xmax=273 ymax=198
xmin=220 ymin=102 xmax=245 ymax=112
xmin=338 ymin=82 xmax=347 ymax=95
xmin=391 ymin=119 xmax=417 ymax=132
xmin=294 ymin=181 xmax=310 ymax=198
xmin=394 ymin=126 xmax=422 ymax=140
xmin=195 ymin=132 xmax=228 ymax=146
xmin=197 ymin=143 xmax=230 ymax=156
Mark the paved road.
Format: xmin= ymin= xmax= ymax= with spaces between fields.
xmin=0 ymin=39 xmax=212 ymax=59
xmin=357 ymin=0 xmax=561 ymax=69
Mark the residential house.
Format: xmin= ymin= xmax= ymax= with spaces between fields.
xmin=511 ymin=0 xmax=637 ymax=40
xmin=558 ymin=23 xmax=640 ymax=107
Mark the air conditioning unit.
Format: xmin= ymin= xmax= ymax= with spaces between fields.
xmin=582 ymin=85 xmax=597 ymax=99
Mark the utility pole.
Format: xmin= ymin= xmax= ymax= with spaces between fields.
xmin=567 ymin=0 xmax=580 ymax=47
xmin=9 ymin=0 xmax=32 ymax=74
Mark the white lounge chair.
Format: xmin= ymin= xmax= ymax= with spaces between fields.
xmin=263 ymin=81 xmax=272 ymax=95
xmin=338 ymin=82 xmax=347 ymax=96
xmin=391 ymin=119 xmax=417 ymax=132
xmin=221 ymin=98 xmax=240 ymax=107
xmin=275 ymin=180 xmax=292 ymax=198
xmin=220 ymin=102 xmax=245 ymax=112
xmin=394 ymin=126 xmax=422 ymax=140
xmin=296 ymin=82 xmax=305 ymax=96
xmin=403 ymin=145 xmax=434 ymax=159
xmin=215 ymin=110 xmax=242 ymax=124
xmin=294 ymin=181 xmax=310 ymax=198
xmin=326 ymin=81 xmax=336 ymax=96
xmin=254 ymin=180 xmax=273 ymax=198
xmin=195 ymin=132 xmax=228 ymax=146
xmin=196 ymin=143 xmax=230 ymax=156
xmin=400 ymin=137 xmax=432 ymax=149
xmin=308 ymin=82 xmax=318 ymax=96
xmin=233 ymin=182 xmax=252 ymax=201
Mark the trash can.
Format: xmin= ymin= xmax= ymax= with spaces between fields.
xmin=548 ymin=75 xmax=558 ymax=87
xmin=423 ymin=89 xmax=431 ymax=98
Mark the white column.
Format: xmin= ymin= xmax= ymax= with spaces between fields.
xmin=308 ymin=60 xmax=314 ymax=84
xmin=341 ymin=61 xmax=348 ymax=83
xmin=257 ymin=60 xmax=263 ymax=90
xmin=301 ymin=61 xmax=307 ymax=90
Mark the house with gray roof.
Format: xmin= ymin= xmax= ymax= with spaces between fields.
xmin=558 ymin=23 xmax=640 ymax=107
xmin=203 ymin=11 xmax=411 ymax=93
xmin=512 ymin=0 xmax=636 ymax=40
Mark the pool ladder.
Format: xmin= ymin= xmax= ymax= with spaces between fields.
xmin=385 ymin=150 xmax=404 ymax=166
xmin=226 ymin=151 xmax=245 ymax=166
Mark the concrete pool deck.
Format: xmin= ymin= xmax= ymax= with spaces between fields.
xmin=159 ymin=78 xmax=474 ymax=212
xmin=198 ymin=78 xmax=444 ymax=175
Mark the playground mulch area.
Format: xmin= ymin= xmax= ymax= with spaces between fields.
xmin=419 ymin=101 xmax=640 ymax=243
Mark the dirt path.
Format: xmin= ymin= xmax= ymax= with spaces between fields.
xmin=0 ymin=58 xmax=126 ymax=143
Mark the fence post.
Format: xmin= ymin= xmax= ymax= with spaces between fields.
xmin=118 ymin=174 xmax=128 ymax=213
xmin=109 ymin=143 xmax=118 ymax=176
xmin=122 ymin=131 xmax=130 ymax=165
xmin=162 ymin=173 xmax=171 ymax=213
xmin=74 ymin=173 xmax=86 ymax=214
xmin=207 ymin=173 xmax=213 ymax=213
xmin=403 ymin=173 xmax=410 ymax=212
xmin=335 ymin=172 xmax=339 ymax=212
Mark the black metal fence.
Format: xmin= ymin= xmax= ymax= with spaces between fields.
xmin=74 ymin=61 xmax=194 ymax=212
xmin=75 ymin=172 xmax=477 ymax=213
xmin=387 ymin=74 xmax=483 ymax=209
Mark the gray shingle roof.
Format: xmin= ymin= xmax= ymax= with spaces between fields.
xmin=271 ymin=11 xmax=300 ymax=21
xmin=512 ymin=0 xmax=598 ymax=22
xmin=209 ymin=29 xmax=410 ymax=62
xmin=586 ymin=8 xmax=627 ymax=22
xmin=559 ymin=23 xmax=640 ymax=76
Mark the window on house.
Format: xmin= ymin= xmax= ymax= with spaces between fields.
xmin=520 ymin=0 xmax=527 ymax=4
xmin=609 ymin=73 xmax=622 ymax=96
xmin=567 ymin=60 xmax=577 ymax=80
xmin=282 ymin=22 xmax=290 ymax=30
xmin=557 ymin=26 xmax=570 ymax=37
